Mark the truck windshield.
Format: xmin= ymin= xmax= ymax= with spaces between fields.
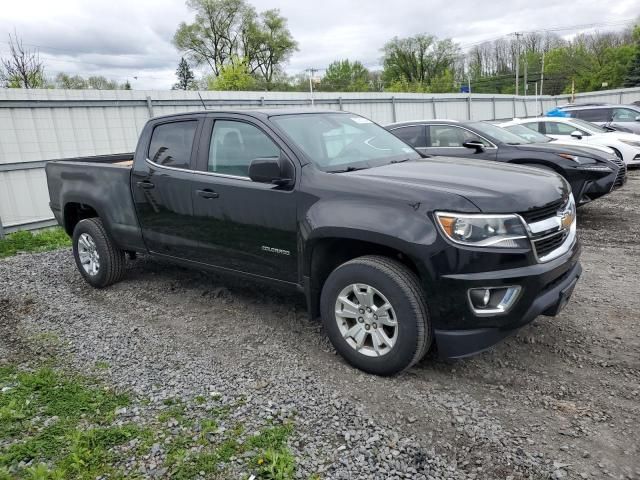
xmin=271 ymin=113 xmax=420 ymax=172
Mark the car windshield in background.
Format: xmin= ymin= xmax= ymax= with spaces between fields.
xmin=502 ymin=124 xmax=552 ymax=143
xmin=566 ymin=118 xmax=607 ymax=134
xmin=468 ymin=121 xmax=528 ymax=145
xmin=271 ymin=113 xmax=420 ymax=172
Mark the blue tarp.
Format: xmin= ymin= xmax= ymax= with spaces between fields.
xmin=545 ymin=107 xmax=570 ymax=117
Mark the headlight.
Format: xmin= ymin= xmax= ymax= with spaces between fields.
xmin=619 ymin=139 xmax=640 ymax=148
xmin=557 ymin=153 xmax=580 ymax=162
xmin=435 ymin=213 xmax=529 ymax=248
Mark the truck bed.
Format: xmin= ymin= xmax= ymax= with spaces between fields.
xmin=45 ymin=152 xmax=144 ymax=252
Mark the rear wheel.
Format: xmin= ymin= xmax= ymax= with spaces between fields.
xmin=72 ymin=218 xmax=125 ymax=288
xmin=320 ymin=255 xmax=431 ymax=376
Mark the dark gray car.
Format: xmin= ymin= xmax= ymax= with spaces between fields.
xmin=559 ymin=104 xmax=640 ymax=134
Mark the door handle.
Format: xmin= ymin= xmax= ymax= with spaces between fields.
xmin=196 ymin=189 xmax=219 ymax=199
xmin=136 ymin=181 xmax=155 ymax=190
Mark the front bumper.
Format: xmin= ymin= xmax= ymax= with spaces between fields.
xmin=431 ymin=240 xmax=582 ymax=359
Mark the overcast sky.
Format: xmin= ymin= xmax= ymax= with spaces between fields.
xmin=0 ymin=0 xmax=637 ymax=89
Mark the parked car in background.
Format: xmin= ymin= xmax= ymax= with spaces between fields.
xmin=556 ymin=103 xmax=640 ymax=134
xmin=46 ymin=110 xmax=583 ymax=376
xmin=500 ymin=117 xmax=640 ymax=167
xmin=498 ymin=122 xmax=617 ymax=156
xmin=386 ymin=120 xmax=625 ymax=205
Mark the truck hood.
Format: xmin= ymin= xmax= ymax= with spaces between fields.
xmin=348 ymin=157 xmax=569 ymax=214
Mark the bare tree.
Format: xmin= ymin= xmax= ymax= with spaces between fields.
xmin=1 ymin=33 xmax=46 ymax=88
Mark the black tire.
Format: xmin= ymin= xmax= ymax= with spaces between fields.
xmin=320 ymin=255 xmax=431 ymax=376
xmin=72 ymin=218 xmax=126 ymax=288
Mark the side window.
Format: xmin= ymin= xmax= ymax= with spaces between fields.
xmin=391 ymin=126 xmax=426 ymax=148
xmin=544 ymin=122 xmax=580 ymax=136
xmin=427 ymin=125 xmax=488 ymax=147
xmin=208 ymin=120 xmax=280 ymax=177
xmin=572 ymin=108 xmax=609 ymax=122
xmin=612 ymin=108 xmax=639 ymax=122
xmin=148 ymin=121 xmax=198 ymax=169
xmin=521 ymin=122 xmax=542 ymax=133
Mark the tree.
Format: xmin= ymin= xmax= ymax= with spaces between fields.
xmin=320 ymin=59 xmax=369 ymax=91
xmin=248 ymin=9 xmax=297 ymax=89
xmin=55 ymin=72 xmax=88 ymax=89
xmin=174 ymin=0 xmax=297 ymax=89
xmin=382 ymin=34 xmax=460 ymax=90
xmin=0 ymin=33 xmax=46 ymax=88
xmin=207 ymin=57 xmax=255 ymax=90
xmin=173 ymin=57 xmax=197 ymax=90
xmin=624 ymin=26 xmax=640 ymax=87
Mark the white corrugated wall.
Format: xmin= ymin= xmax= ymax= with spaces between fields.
xmin=1 ymin=87 xmax=639 ymax=233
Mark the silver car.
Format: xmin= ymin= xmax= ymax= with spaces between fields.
xmin=559 ymin=103 xmax=640 ymax=134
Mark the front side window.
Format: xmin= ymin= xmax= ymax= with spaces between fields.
xmin=544 ymin=122 xmax=583 ymax=136
xmin=271 ymin=113 xmax=419 ymax=172
xmin=427 ymin=125 xmax=490 ymax=147
xmin=208 ymin=120 xmax=280 ymax=177
xmin=612 ymin=108 xmax=640 ymax=122
xmin=148 ymin=121 xmax=198 ymax=169
xmin=391 ymin=125 xmax=427 ymax=148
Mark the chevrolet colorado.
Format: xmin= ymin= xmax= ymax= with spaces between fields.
xmin=46 ymin=110 xmax=581 ymax=375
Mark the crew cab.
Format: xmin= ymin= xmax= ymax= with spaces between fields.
xmin=46 ymin=110 xmax=582 ymax=376
xmin=386 ymin=119 xmax=625 ymax=205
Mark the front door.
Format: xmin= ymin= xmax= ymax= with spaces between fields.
xmin=131 ymin=118 xmax=203 ymax=259
xmin=189 ymin=117 xmax=299 ymax=284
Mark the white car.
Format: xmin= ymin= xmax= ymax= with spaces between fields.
xmin=497 ymin=122 xmax=617 ymax=157
xmin=501 ymin=117 xmax=640 ymax=166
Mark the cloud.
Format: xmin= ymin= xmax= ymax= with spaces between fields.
xmin=0 ymin=0 xmax=637 ymax=89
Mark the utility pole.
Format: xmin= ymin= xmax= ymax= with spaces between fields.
xmin=513 ymin=32 xmax=522 ymax=96
xmin=306 ymin=68 xmax=318 ymax=106
xmin=540 ymin=50 xmax=545 ymax=96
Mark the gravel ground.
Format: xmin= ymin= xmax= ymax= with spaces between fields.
xmin=1 ymin=171 xmax=639 ymax=480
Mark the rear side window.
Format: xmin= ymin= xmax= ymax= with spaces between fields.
xmin=148 ymin=121 xmax=198 ymax=169
xmin=391 ymin=125 xmax=427 ymax=148
xmin=208 ymin=120 xmax=280 ymax=177
xmin=570 ymin=108 xmax=610 ymax=122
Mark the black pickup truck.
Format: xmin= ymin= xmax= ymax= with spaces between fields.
xmin=46 ymin=110 xmax=582 ymax=375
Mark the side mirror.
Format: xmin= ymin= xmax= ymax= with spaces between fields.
xmin=635 ymin=115 xmax=640 ymax=122
xmin=570 ymin=130 xmax=583 ymax=139
xmin=248 ymin=154 xmax=293 ymax=186
xmin=462 ymin=140 xmax=485 ymax=152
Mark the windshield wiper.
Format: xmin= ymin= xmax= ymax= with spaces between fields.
xmin=390 ymin=158 xmax=410 ymax=164
xmin=326 ymin=166 xmax=370 ymax=173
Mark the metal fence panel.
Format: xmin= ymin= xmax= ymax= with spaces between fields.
xmin=1 ymin=87 xmax=639 ymax=232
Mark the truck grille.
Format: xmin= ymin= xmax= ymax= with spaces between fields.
xmin=519 ymin=199 xmax=564 ymax=223
xmin=532 ymin=230 xmax=569 ymax=259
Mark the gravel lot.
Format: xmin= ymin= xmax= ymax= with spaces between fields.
xmin=1 ymin=171 xmax=639 ymax=480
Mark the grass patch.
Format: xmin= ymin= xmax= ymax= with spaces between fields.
xmin=0 ymin=228 xmax=70 ymax=259
xmin=0 ymin=365 xmax=297 ymax=479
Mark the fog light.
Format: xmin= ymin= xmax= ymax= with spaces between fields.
xmin=468 ymin=286 xmax=521 ymax=316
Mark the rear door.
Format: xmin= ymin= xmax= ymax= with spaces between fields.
xmin=188 ymin=115 xmax=299 ymax=283
xmin=131 ymin=117 xmax=203 ymax=259
xmin=423 ymin=124 xmax=497 ymax=160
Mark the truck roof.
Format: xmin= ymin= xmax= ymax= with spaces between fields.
xmin=151 ymin=108 xmax=347 ymax=121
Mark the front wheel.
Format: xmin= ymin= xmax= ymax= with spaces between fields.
xmin=320 ymin=255 xmax=431 ymax=376
xmin=72 ymin=218 xmax=126 ymax=288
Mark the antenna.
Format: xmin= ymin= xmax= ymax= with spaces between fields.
xmin=197 ymin=92 xmax=208 ymax=110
